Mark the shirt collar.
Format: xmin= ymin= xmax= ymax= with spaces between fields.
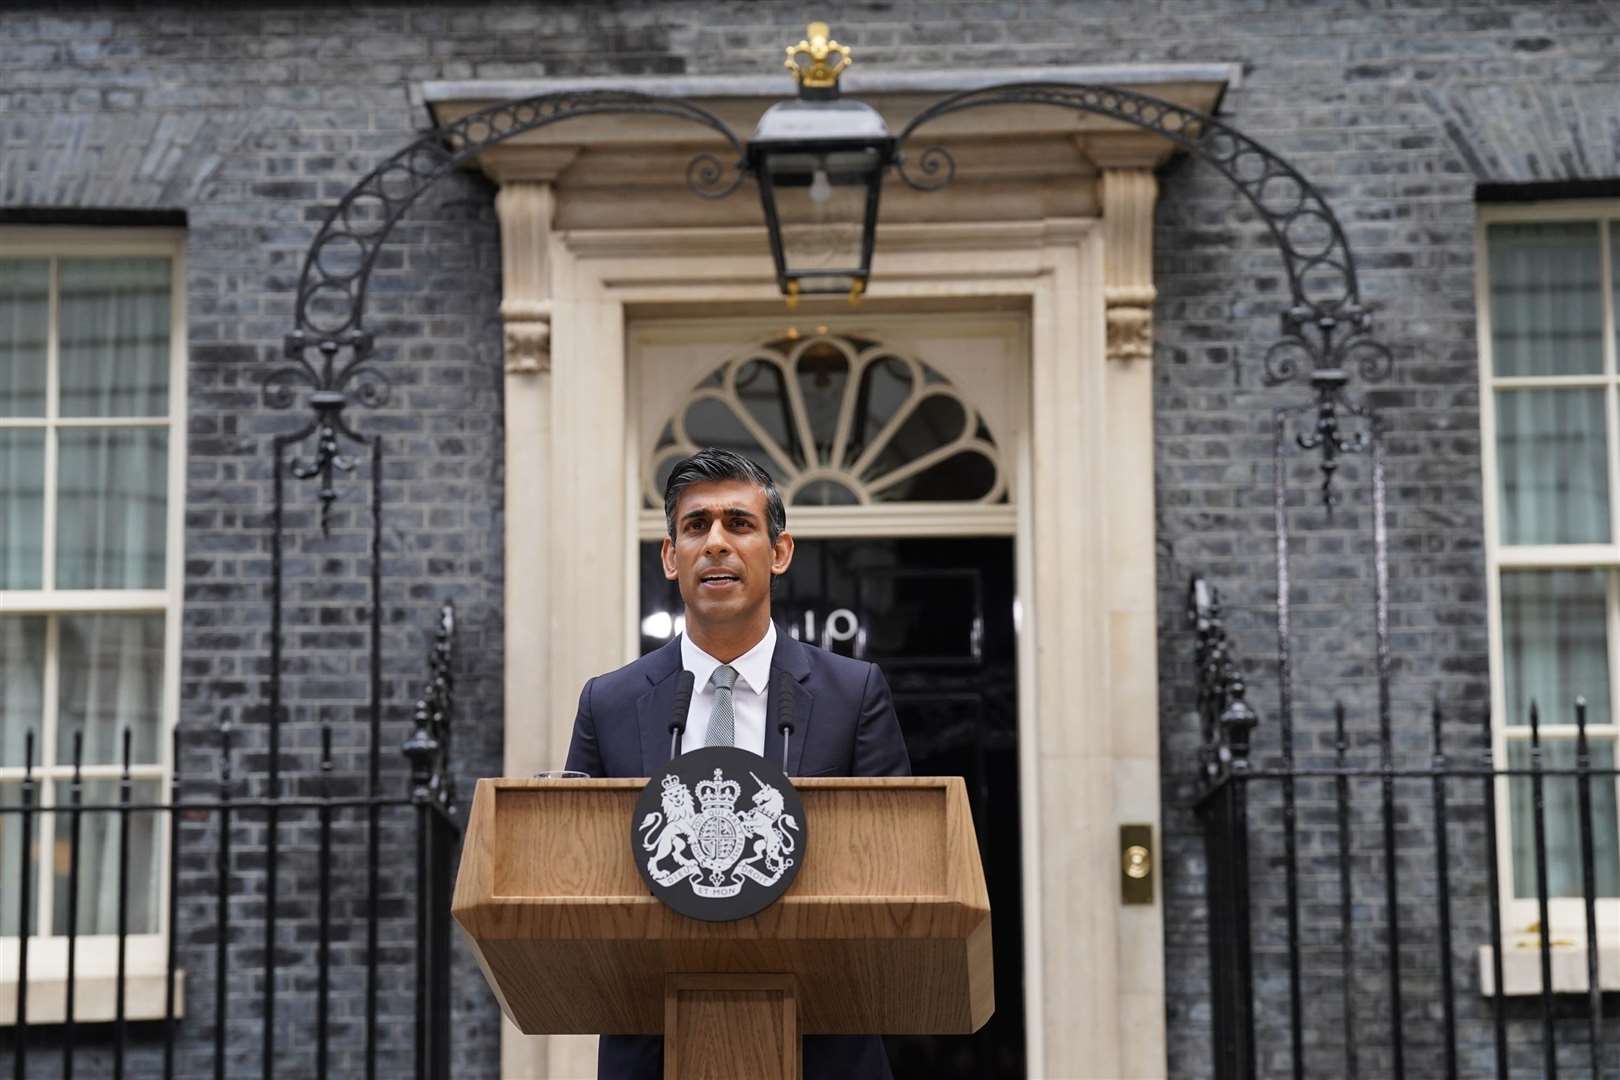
xmin=680 ymin=620 xmax=776 ymax=696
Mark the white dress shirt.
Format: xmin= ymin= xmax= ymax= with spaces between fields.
xmin=679 ymin=621 xmax=775 ymax=756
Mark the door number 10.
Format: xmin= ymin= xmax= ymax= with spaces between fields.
xmin=794 ymin=608 xmax=862 ymax=651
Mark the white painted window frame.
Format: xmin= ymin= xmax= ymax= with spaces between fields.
xmin=0 ymin=226 xmax=188 ymax=1023
xmin=1476 ymin=201 xmax=1620 ymax=962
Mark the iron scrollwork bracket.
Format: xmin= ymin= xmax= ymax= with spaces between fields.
xmin=265 ymin=329 xmax=390 ymax=535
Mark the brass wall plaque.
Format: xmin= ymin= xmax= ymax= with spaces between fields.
xmin=1120 ymin=824 xmax=1154 ymax=905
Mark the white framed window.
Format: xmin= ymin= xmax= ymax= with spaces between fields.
xmin=0 ymin=226 xmax=186 ymax=1021
xmin=1478 ymin=202 xmax=1620 ymax=950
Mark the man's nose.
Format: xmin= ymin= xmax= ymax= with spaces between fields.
xmin=702 ymin=520 xmax=732 ymax=553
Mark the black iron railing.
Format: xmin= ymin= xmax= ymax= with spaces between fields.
xmin=1192 ymin=577 xmax=1619 ymax=1080
xmin=3 ymin=604 xmax=460 ymax=1080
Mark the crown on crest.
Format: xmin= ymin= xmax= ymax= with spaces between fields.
xmin=784 ymin=21 xmax=851 ymax=90
xmin=696 ymin=768 xmax=741 ymax=812
xmin=662 ymin=773 xmax=685 ymax=795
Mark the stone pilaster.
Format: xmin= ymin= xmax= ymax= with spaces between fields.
xmin=1100 ymin=168 xmax=1158 ymax=363
xmin=496 ymin=181 xmax=557 ymax=374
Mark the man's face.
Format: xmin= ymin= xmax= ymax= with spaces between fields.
xmin=661 ymin=478 xmax=793 ymax=634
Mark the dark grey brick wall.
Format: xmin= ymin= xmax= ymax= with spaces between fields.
xmin=2 ymin=2 xmax=1617 ymax=1077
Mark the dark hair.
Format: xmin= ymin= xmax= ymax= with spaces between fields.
xmin=663 ymin=447 xmax=787 ymax=545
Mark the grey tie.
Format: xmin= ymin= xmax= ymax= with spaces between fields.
xmin=704 ymin=665 xmax=738 ymax=748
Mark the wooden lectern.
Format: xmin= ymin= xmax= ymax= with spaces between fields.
xmin=453 ymin=776 xmax=993 ymax=1080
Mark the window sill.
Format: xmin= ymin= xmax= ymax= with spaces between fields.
xmin=1478 ymin=941 xmax=1620 ymax=996
xmin=0 ymin=940 xmax=184 ymax=1025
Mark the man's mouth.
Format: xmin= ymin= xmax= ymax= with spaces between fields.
xmin=699 ymin=571 xmax=741 ymax=587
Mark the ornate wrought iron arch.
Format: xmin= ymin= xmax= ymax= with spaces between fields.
xmin=274 ymin=81 xmax=1392 ymax=511
xmin=892 ymin=82 xmax=1393 ymax=508
xmin=269 ymin=91 xmax=749 ymax=527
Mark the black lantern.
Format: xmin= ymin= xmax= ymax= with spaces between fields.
xmin=747 ymin=23 xmax=895 ymax=303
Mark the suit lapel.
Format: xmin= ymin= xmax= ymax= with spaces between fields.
xmin=765 ymin=630 xmax=814 ymax=776
xmin=634 ymin=638 xmax=684 ymax=776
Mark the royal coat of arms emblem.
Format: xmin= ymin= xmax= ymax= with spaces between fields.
xmin=631 ymin=746 xmax=807 ymax=921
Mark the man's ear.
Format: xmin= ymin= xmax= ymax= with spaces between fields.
xmin=770 ymin=531 xmax=794 ymax=576
xmin=661 ymin=536 xmax=678 ymax=581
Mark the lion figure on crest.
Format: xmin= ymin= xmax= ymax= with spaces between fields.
xmin=639 ymin=773 xmax=698 ymax=875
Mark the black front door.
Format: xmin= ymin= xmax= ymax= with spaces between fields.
xmin=639 ymin=536 xmax=1025 ymax=1080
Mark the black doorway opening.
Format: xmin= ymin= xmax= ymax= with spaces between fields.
xmin=639 ymin=535 xmax=1026 ymax=1080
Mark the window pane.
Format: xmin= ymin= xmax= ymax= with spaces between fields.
xmin=0 ymin=782 xmax=42 ymax=936
xmin=58 ymin=258 xmax=171 ymax=418
xmin=57 ymin=612 xmax=164 ymax=766
xmin=56 ymin=427 xmax=167 ymax=589
xmin=734 ymin=358 xmax=801 ymax=466
xmin=0 ymin=428 xmax=45 ymax=588
xmin=51 ymin=779 xmax=162 ymax=935
xmin=0 ymin=617 xmax=47 ymax=767
xmin=1613 ymin=220 xmax=1620 ymax=362
xmin=791 ymin=341 xmax=850 ymax=465
xmin=1510 ymin=740 xmax=1620 ymax=899
xmin=1488 ymin=221 xmax=1603 ymax=377
xmin=1495 ymin=388 xmax=1609 ymax=544
xmin=0 ymin=258 xmax=49 ymax=417
xmin=1501 ymin=569 xmax=1609 ymax=728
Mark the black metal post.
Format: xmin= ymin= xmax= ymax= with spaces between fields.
xmin=1575 ymin=697 xmax=1603 ymax=1079
xmin=13 ymin=731 xmax=35 ymax=1080
xmin=215 ymin=720 xmax=234 ymax=1080
xmin=1481 ymin=707 xmax=1509 ymax=1079
xmin=1272 ymin=408 xmax=1304 ymax=1080
xmin=318 ymin=720 xmax=333 ymax=1080
xmin=265 ymin=439 xmax=290 ymax=1080
xmin=164 ymin=725 xmax=182 ymax=1080
xmin=1213 ymin=700 xmax=1258 ymax=1080
xmin=1370 ymin=432 xmax=1403 ymax=1080
xmin=114 ymin=727 xmax=133 ymax=1080
xmin=367 ymin=439 xmax=384 ymax=1080
xmin=64 ymin=731 xmax=84 ymax=1080
xmin=1529 ymin=702 xmax=1557 ymax=1079
xmin=1334 ymin=703 xmax=1358 ymax=1080
xmin=1430 ymin=701 xmax=1457 ymax=1080
xmin=405 ymin=699 xmax=438 ymax=1080
xmin=1203 ymin=782 xmax=1236 ymax=1080
xmin=431 ymin=809 xmax=455 ymax=1080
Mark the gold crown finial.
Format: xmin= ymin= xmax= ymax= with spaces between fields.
xmin=784 ymin=21 xmax=852 ymax=89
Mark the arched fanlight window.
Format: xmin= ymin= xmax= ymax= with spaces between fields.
xmin=644 ymin=333 xmax=1006 ymax=508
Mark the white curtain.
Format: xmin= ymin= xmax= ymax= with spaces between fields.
xmin=56 ymin=428 xmax=168 ymax=588
xmin=0 ymin=618 xmax=46 ymax=935
xmin=1502 ymin=569 xmax=1617 ymax=896
xmin=1488 ymin=221 xmax=1603 ymax=377
xmin=55 ymin=257 xmax=170 ymax=590
xmin=1510 ymin=740 xmax=1620 ymax=899
xmin=56 ymin=779 xmax=160 ymax=936
xmin=53 ymin=612 xmax=164 ymax=934
xmin=1495 ymin=388 xmax=1609 ymax=545
xmin=1 ymin=259 xmax=49 ymax=588
xmin=1490 ymin=223 xmax=1609 ymax=545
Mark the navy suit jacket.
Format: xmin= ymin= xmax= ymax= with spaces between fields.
xmin=564 ymin=629 xmax=910 ymax=1080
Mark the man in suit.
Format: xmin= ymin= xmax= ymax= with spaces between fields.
xmin=565 ymin=446 xmax=909 ymax=1080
